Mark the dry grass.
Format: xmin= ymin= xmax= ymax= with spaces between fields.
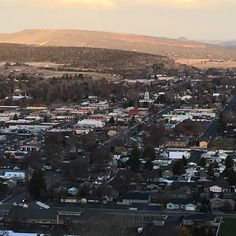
xmin=176 ymin=58 xmax=236 ymax=69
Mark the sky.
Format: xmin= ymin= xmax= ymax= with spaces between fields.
xmin=0 ymin=0 xmax=235 ymax=40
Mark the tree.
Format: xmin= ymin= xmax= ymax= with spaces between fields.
xmin=175 ymin=119 xmax=203 ymax=137
xmin=173 ymin=159 xmax=185 ymax=176
xmin=207 ymin=164 xmax=214 ymax=177
xmin=218 ymin=111 xmax=226 ymax=133
xmin=129 ymin=146 xmax=140 ymax=172
xmin=146 ymin=123 xmax=165 ymax=146
xmin=65 ymin=159 xmax=89 ymax=181
xmin=12 ymin=113 xmax=18 ymax=120
xmin=200 ymin=197 xmax=210 ymax=213
xmin=90 ymin=148 xmax=112 ymax=172
xmin=0 ymin=183 xmax=9 ymax=200
xmin=28 ymin=169 xmax=46 ymax=200
xmin=43 ymin=114 xmax=50 ymax=123
xmin=224 ymin=168 xmax=236 ymax=185
xmin=142 ymin=144 xmax=156 ymax=161
xmin=108 ymin=116 xmax=115 ymax=126
xmin=145 ymin=159 xmax=153 ymax=170
xmin=182 ymin=156 xmax=187 ymax=167
xmin=225 ymin=155 xmax=234 ymax=169
xmin=199 ymin=158 xmax=207 ymax=168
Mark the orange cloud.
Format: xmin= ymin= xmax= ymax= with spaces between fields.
xmin=1 ymin=0 xmax=231 ymax=9
xmin=59 ymin=0 xmax=114 ymax=7
xmin=32 ymin=0 xmax=203 ymax=9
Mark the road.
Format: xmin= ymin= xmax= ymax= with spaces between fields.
xmin=1 ymin=172 xmax=62 ymax=204
xmin=202 ymin=119 xmax=218 ymax=139
xmin=1 ymin=188 xmax=29 ymax=204
xmin=201 ymin=94 xmax=236 ymax=139
xmin=48 ymin=200 xmax=236 ymax=219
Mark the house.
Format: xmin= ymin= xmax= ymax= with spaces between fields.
xmin=182 ymin=214 xmax=219 ymax=227
xmin=119 ymin=192 xmax=150 ymax=205
xmin=139 ymin=91 xmax=154 ymax=105
xmin=0 ymin=169 xmax=26 ymax=181
xmin=165 ymin=138 xmax=189 ymax=148
xmin=209 ymin=198 xmax=235 ymax=211
xmin=162 ymin=170 xmax=173 ymax=179
xmin=199 ymin=140 xmax=209 ymax=149
xmin=6 ymin=206 xmax=58 ymax=225
xmin=209 ymin=185 xmax=222 ymax=193
xmin=128 ymin=108 xmax=139 ymax=116
xmin=76 ymin=119 xmax=105 ymax=129
xmin=202 ymin=182 xmax=231 ymax=193
xmin=20 ymin=139 xmax=42 ymax=152
xmin=173 ymin=182 xmax=198 ymax=192
xmin=185 ymin=203 xmax=197 ymax=211
xmin=3 ymin=179 xmax=17 ymax=188
xmin=68 ymin=187 xmax=79 ymax=196
xmin=161 ymin=151 xmax=191 ymax=160
xmin=166 ymin=199 xmax=196 ymax=211
xmin=5 ymin=206 xmax=84 ymax=225
xmin=153 ymin=158 xmax=172 ymax=167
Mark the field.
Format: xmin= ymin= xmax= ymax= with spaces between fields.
xmin=176 ymin=58 xmax=236 ymax=69
xmin=218 ymin=218 xmax=236 ymax=236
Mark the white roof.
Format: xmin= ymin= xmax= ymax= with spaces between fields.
xmin=169 ymin=151 xmax=190 ymax=159
xmin=0 ymin=232 xmax=42 ymax=236
xmin=77 ymin=119 xmax=105 ymax=127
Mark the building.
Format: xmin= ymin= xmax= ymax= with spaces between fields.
xmin=5 ymin=206 xmax=84 ymax=226
xmin=182 ymin=214 xmax=218 ymax=227
xmin=0 ymin=169 xmax=26 ymax=181
xmin=199 ymin=140 xmax=209 ymax=149
xmin=209 ymin=185 xmax=223 ymax=193
xmin=139 ymin=91 xmax=154 ymax=105
xmin=160 ymin=151 xmax=191 ymax=160
xmin=209 ymin=198 xmax=235 ymax=211
xmin=119 ymin=192 xmax=150 ymax=205
xmin=20 ymin=139 xmax=42 ymax=152
xmin=76 ymin=119 xmax=105 ymax=129
xmin=166 ymin=199 xmax=196 ymax=211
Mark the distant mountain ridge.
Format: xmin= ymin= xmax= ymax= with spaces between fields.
xmin=221 ymin=40 xmax=236 ymax=48
xmin=0 ymin=29 xmax=236 ymax=60
xmin=201 ymin=39 xmax=236 ymax=49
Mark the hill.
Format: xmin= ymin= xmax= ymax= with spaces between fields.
xmin=0 ymin=43 xmax=187 ymax=74
xmin=0 ymin=29 xmax=236 ymax=60
xmin=221 ymin=40 xmax=236 ymax=48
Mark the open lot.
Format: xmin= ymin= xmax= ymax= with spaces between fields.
xmin=176 ymin=58 xmax=236 ymax=69
xmin=218 ymin=218 xmax=236 ymax=236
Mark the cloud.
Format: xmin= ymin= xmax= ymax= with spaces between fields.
xmin=51 ymin=0 xmax=200 ymax=8
xmin=47 ymin=0 xmax=115 ymax=8
xmin=0 ymin=0 xmax=234 ymax=9
xmin=43 ymin=0 xmax=236 ymax=9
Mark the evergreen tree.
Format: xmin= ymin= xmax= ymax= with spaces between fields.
xmin=225 ymin=155 xmax=234 ymax=169
xmin=218 ymin=111 xmax=225 ymax=133
xmin=224 ymin=168 xmax=236 ymax=185
xmin=207 ymin=164 xmax=214 ymax=177
xmin=129 ymin=146 xmax=140 ymax=172
xmin=13 ymin=113 xmax=18 ymax=120
xmin=143 ymin=144 xmax=156 ymax=161
xmin=109 ymin=116 xmax=115 ymax=126
xmin=145 ymin=159 xmax=153 ymax=170
xmin=173 ymin=159 xmax=185 ymax=176
xmin=199 ymin=158 xmax=207 ymax=168
xmin=182 ymin=156 xmax=188 ymax=167
xmin=28 ymin=169 xmax=46 ymax=200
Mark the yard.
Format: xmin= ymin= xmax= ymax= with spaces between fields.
xmin=218 ymin=218 xmax=236 ymax=236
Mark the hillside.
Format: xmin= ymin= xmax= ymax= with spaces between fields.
xmin=0 ymin=29 xmax=236 ymax=60
xmin=0 ymin=43 xmax=184 ymax=73
xmin=221 ymin=40 xmax=236 ymax=48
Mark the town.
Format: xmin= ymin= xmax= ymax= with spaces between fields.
xmin=0 ymin=61 xmax=235 ymax=236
